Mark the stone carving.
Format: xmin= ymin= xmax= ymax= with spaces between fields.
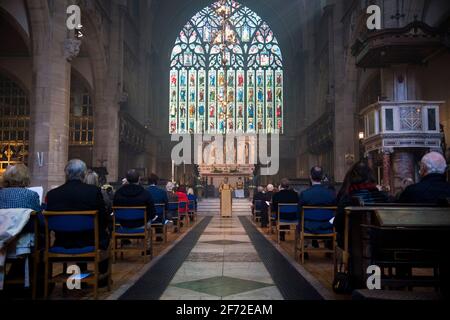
xmin=64 ymin=38 xmax=82 ymax=62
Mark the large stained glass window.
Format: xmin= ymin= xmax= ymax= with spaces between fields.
xmin=169 ymin=0 xmax=283 ymax=134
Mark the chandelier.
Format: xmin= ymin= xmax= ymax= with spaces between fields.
xmin=211 ymin=0 xmax=238 ymax=114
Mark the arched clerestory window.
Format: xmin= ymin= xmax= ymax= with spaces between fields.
xmin=169 ymin=0 xmax=284 ymax=135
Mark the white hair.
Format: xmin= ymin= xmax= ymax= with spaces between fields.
xmin=166 ymin=181 xmax=175 ymax=192
xmin=421 ymin=152 xmax=447 ymax=175
xmin=84 ymin=170 xmax=99 ymax=186
xmin=257 ymin=186 xmax=264 ymax=193
xmin=266 ymin=184 xmax=274 ymax=192
xmin=65 ymin=159 xmax=87 ymax=181
xmin=187 ymin=188 xmax=194 ymax=195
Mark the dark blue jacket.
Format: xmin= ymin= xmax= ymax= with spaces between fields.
xmin=147 ymin=185 xmax=169 ymax=207
xmin=299 ymin=184 xmax=337 ymax=234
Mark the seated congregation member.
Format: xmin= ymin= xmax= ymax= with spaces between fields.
xmin=175 ymin=185 xmax=189 ymax=223
xmin=253 ymin=186 xmax=266 ymax=203
xmin=147 ymin=174 xmax=169 ymax=216
xmin=299 ymin=167 xmax=336 ymax=254
xmin=271 ymin=179 xmax=299 ymax=241
xmin=46 ymin=160 xmax=110 ymax=250
xmin=0 ymin=164 xmax=42 ymax=278
xmin=85 ymin=170 xmax=113 ymax=215
xmin=253 ymin=186 xmax=268 ymax=227
xmin=334 ymin=161 xmax=388 ymax=248
xmin=166 ymin=181 xmax=179 ymax=203
xmin=165 ymin=181 xmax=179 ymax=221
xmin=299 ymin=166 xmax=337 ymax=232
xmin=147 ymin=174 xmax=169 ymax=241
xmin=0 ymin=164 xmax=41 ymax=213
xmin=398 ymin=152 xmax=450 ymax=204
xmin=113 ymin=169 xmax=156 ymax=228
xmin=265 ymin=184 xmax=275 ymax=202
xmin=187 ymin=188 xmax=197 ymax=210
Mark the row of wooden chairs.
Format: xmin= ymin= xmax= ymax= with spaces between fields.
xmin=253 ymin=203 xmax=337 ymax=264
xmin=3 ymin=200 xmax=198 ymax=300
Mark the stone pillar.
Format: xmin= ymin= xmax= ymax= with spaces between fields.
xmin=392 ymin=151 xmax=415 ymax=195
xmin=93 ymin=100 xmax=120 ymax=182
xmin=331 ymin=2 xmax=357 ymax=182
xmin=89 ymin=4 xmax=122 ymax=183
xmin=382 ymin=149 xmax=393 ymax=193
xmin=367 ymin=152 xmax=374 ymax=170
xmin=28 ymin=0 xmax=72 ymax=192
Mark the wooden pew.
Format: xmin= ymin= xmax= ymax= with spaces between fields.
xmin=338 ymin=206 xmax=450 ymax=294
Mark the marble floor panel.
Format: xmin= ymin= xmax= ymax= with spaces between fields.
xmin=160 ymin=214 xmax=284 ymax=300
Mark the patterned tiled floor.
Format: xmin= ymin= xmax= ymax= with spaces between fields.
xmin=160 ymin=216 xmax=284 ymax=300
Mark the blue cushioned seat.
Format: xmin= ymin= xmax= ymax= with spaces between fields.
xmin=49 ymin=246 xmax=95 ymax=255
xmin=115 ymin=227 xmax=145 ymax=234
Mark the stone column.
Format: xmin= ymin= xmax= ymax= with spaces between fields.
xmin=367 ymin=152 xmax=373 ymax=169
xmin=28 ymin=0 xmax=72 ymax=192
xmin=89 ymin=4 xmax=122 ymax=183
xmin=93 ymin=98 xmax=120 ymax=182
xmin=392 ymin=151 xmax=415 ymax=195
xmin=382 ymin=149 xmax=393 ymax=193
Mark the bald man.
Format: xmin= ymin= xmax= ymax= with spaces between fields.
xmin=399 ymin=152 xmax=450 ymax=204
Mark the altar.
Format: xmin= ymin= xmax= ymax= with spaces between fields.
xmin=196 ymin=134 xmax=256 ymax=190
xmin=198 ymin=164 xmax=254 ymax=189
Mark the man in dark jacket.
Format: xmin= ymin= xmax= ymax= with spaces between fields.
xmin=147 ymin=174 xmax=169 ymax=241
xmin=299 ymin=167 xmax=337 ymax=254
xmin=114 ymin=170 xmax=156 ymax=228
xmin=46 ymin=159 xmax=110 ymax=279
xmin=252 ymin=186 xmax=268 ymax=227
xmin=46 ymin=159 xmax=110 ymax=250
xmin=299 ymin=166 xmax=337 ymax=231
xmin=271 ymin=179 xmax=299 ymax=241
xmin=399 ymin=152 xmax=450 ymax=204
xmin=147 ymin=174 xmax=169 ymax=218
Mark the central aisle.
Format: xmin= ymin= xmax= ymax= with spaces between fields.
xmin=160 ymin=215 xmax=284 ymax=300
xmin=119 ymin=211 xmax=323 ymax=300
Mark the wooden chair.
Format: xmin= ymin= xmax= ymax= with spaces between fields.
xmin=188 ymin=200 xmax=197 ymax=223
xmin=3 ymin=211 xmax=40 ymax=299
xmin=277 ymin=203 xmax=299 ymax=244
xmin=167 ymin=202 xmax=180 ymax=232
xmin=267 ymin=205 xmax=276 ymax=234
xmin=42 ymin=210 xmax=112 ymax=299
xmin=295 ymin=206 xmax=337 ymax=264
xmin=253 ymin=200 xmax=263 ymax=223
xmin=178 ymin=201 xmax=189 ymax=228
xmin=112 ymin=207 xmax=152 ymax=263
xmin=151 ymin=204 xmax=167 ymax=243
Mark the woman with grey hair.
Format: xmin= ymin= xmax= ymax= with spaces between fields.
xmin=85 ymin=170 xmax=114 ymax=214
xmin=166 ymin=181 xmax=179 ymax=203
xmin=0 ymin=164 xmax=41 ymax=212
xmin=84 ymin=170 xmax=99 ymax=186
xmin=0 ymin=164 xmax=42 ymax=283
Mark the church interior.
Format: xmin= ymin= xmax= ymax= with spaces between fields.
xmin=1 ymin=0 xmax=450 ymax=304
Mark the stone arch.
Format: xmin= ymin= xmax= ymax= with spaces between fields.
xmin=25 ymin=0 xmax=50 ymax=57
xmin=0 ymin=4 xmax=31 ymax=54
